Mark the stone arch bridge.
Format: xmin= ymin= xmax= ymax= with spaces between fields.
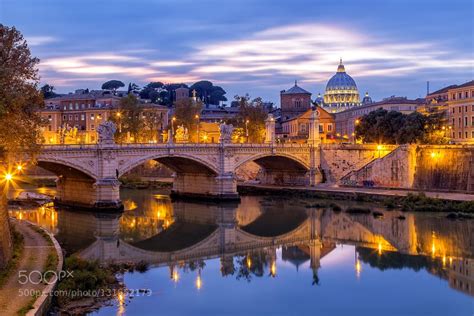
xmin=36 ymin=143 xmax=321 ymax=209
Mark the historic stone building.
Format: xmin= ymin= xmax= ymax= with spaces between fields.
xmin=280 ymin=107 xmax=335 ymax=143
xmin=447 ymin=81 xmax=474 ymax=143
xmin=322 ymin=59 xmax=361 ymax=113
xmin=40 ymin=90 xmax=169 ymax=144
xmin=280 ymin=81 xmax=312 ymax=120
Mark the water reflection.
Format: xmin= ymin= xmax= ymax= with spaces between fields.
xmin=8 ymin=189 xmax=474 ymax=314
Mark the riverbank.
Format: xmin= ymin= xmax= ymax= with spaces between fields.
xmin=238 ymin=184 xmax=474 ymax=214
xmin=0 ymin=219 xmax=62 ymax=316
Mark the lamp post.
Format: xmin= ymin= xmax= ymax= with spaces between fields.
xmin=171 ymin=116 xmax=176 ymax=141
xmin=195 ymin=114 xmax=200 ymax=143
xmin=245 ymin=119 xmax=249 ymax=143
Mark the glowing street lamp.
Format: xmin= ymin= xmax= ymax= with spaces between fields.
xmin=195 ymin=114 xmax=200 ymax=143
xmin=245 ymin=119 xmax=249 ymax=143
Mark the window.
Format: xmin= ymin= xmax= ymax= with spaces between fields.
xmin=328 ymin=124 xmax=333 ymax=132
xmin=48 ymin=115 xmax=52 ymax=121
xmin=465 ymin=116 xmax=468 ymax=127
xmin=90 ymin=114 xmax=95 ymax=120
xmin=465 ymin=131 xmax=468 ymax=139
xmin=452 ymin=93 xmax=456 ymax=100
xmin=75 ymin=103 xmax=79 ymax=110
xmin=48 ymin=125 xmax=52 ymax=131
xmin=471 ymin=116 xmax=474 ymax=126
xmin=81 ymin=114 xmax=85 ymax=121
xmin=63 ymin=105 xmax=67 ymax=110
xmin=459 ymin=117 xmax=461 ymax=126
xmin=97 ymin=113 xmax=102 ymax=120
xmin=81 ymin=104 xmax=85 ymax=109
xmin=466 ymin=91 xmax=469 ymax=98
xmin=319 ymin=124 xmax=324 ymax=133
xmin=63 ymin=115 xmax=66 ymax=120
xmin=68 ymin=115 xmax=72 ymax=120
xmin=471 ymin=131 xmax=474 ymax=138
xmin=74 ymin=114 xmax=78 ymax=120
xmin=459 ymin=92 xmax=462 ymax=99
xmin=459 ymin=107 xmax=462 ymax=113
xmin=459 ymin=132 xmax=462 ymax=139
xmin=452 ymin=118 xmax=455 ymax=126
xmin=91 ymin=124 xmax=95 ymax=131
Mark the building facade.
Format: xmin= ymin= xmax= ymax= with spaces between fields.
xmin=447 ymin=81 xmax=474 ymax=143
xmin=334 ymin=96 xmax=425 ymax=141
xmin=280 ymin=81 xmax=312 ymax=120
xmin=279 ymin=107 xmax=335 ymax=143
xmin=41 ymin=90 xmax=169 ymax=144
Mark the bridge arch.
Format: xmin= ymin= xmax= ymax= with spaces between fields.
xmin=36 ymin=157 xmax=97 ymax=180
xmin=234 ymin=153 xmax=310 ymax=172
xmin=118 ymin=153 xmax=219 ymax=178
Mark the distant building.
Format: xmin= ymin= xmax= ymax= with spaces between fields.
xmin=280 ymin=81 xmax=312 ymax=120
xmin=322 ymin=59 xmax=361 ymax=113
xmin=279 ymin=107 xmax=335 ymax=143
xmin=334 ymin=96 xmax=425 ymax=141
xmin=40 ymin=90 xmax=168 ymax=144
xmin=175 ymin=86 xmax=190 ymax=102
xmin=446 ymin=80 xmax=474 ymax=143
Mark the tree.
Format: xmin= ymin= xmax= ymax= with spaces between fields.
xmin=0 ymin=24 xmax=44 ymax=160
xmin=174 ymin=98 xmax=203 ymax=141
xmin=190 ymin=80 xmax=227 ymax=105
xmin=111 ymin=95 xmax=143 ymax=143
xmin=232 ymin=94 xmax=267 ymax=143
xmin=127 ymin=82 xmax=139 ymax=95
xmin=40 ymin=84 xmax=58 ymax=99
xmin=0 ymin=24 xmax=44 ymax=267
xmin=355 ymin=108 xmax=448 ymax=145
xmin=101 ymin=80 xmax=125 ymax=91
xmin=139 ymin=82 xmax=164 ymax=102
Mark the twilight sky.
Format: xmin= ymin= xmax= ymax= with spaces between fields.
xmin=1 ymin=0 xmax=473 ymax=103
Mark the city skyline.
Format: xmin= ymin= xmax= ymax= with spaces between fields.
xmin=1 ymin=0 xmax=473 ymax=103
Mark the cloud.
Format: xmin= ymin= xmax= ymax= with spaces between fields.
xmin=27 ymin=36 xmax=57 ymax=46
xmin=38 ymin=23 xmax=472 ymax=96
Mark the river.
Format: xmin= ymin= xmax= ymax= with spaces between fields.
xmin=8 ymin=187 xmax=474 ymax=315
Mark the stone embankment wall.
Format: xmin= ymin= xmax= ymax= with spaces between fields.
xmin=320 ymin=144 xmax=397 ymax=183
xmin=340 ymin=144 xmax=474 ymax=192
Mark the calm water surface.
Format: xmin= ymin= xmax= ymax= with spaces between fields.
xmin=9 ymin=188 xmax=474 ymax=316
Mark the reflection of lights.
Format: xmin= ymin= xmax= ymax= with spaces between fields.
xmin=118 ymin=292 xmax=124 ymax=304
xmin=196 ymin=274 xmax=202 ymax=290
xmin=246 ymin=256 xmax=252 ymax=269
xmin=172 ymin=270 xmax=179 ymax=283
xmin=270 ymin=261 xmax=276 ymax=277
xmin=449 ymin=257 xmax=453 ymax=265
xmin=355 ymin=259 xmax=362 ymax=278
xmin=442 ymin=255 xmax=446 ymax=267
xmin=431 ymin=242 xmax=436 ymax=256
xmin=377 ymin=145 xmax=383 ymax=151
xmin=378 ymin=242 xmax=382 ymax=255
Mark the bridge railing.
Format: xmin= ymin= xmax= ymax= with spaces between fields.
xmin=40 ymin=142 xmax=314 ymax=150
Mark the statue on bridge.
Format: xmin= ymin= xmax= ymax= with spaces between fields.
xmin=97 ymin=121 xmax=117 ymax=145
xmin=175 ymin=125 xmax=189 ymax=143
xmin=219 ymin=123 xmax=234 ymax=144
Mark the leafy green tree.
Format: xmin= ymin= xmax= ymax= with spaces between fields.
xmin=0 ymin=24 xmax=44 ymax=160
xmin=190 ymin=80 xmax=227 ymax=105
xmin=139 ymin=82 xmax=164 ymax=102
xmin=173 ymin=98 xmax=203 ymax=141
xmin=355 ymin=108 xmax=448 ymax=144
xmin=127 ymin=82 xmax=140 ymax=95
xmin=111 ymin=95 xmax=143 ymax=143
xmin=40 ymin=84 xmax=58 ymax=99
xmin=0 ymin=24 xmax=44 ymax=267
xmin=232 ymin=94 xmax=267 ymax=143
xmin=101 ymin=80 xmax=124 ymax=91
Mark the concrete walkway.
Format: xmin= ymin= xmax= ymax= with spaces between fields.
xmin=240 ymin=184 xmax=474 ymax=202
xmin=0 ymin=220 xmax=53 ymax=315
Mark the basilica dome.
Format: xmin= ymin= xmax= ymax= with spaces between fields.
xmin=323 ymin=59 xmax=361 ymax=112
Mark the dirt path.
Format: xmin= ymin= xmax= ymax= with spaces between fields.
xmin=0 ymin=220 xmax=52 ymax=315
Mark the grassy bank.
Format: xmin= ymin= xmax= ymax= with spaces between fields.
xmin=0 ymin=227 xmax=24 ymax=288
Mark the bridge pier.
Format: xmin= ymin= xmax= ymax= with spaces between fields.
xmin=171 ymin=173 xmax=239 ymax=201
xmin=55 ymin=176 xmax=122 ymax=210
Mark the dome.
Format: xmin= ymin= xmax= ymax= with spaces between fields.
xmin=322 ymin=59 xmax=361 ymax=112
xmin=362 ymin=92 xmax=373 ymax=104
xmin=325 ymin=60 xmax=358 ymax=91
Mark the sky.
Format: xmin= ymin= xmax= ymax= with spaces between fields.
xmin=1 ymin=0 xmax=473 ymax=104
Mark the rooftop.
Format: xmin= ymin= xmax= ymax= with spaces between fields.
xmin=281 ymin=81 xmax=311 ymax=95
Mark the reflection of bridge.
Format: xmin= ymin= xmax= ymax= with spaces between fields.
xmin=55 ymin=202 xmax=428 ymax=272
xmin=37 ymin=143 xmax=321 ymax=209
